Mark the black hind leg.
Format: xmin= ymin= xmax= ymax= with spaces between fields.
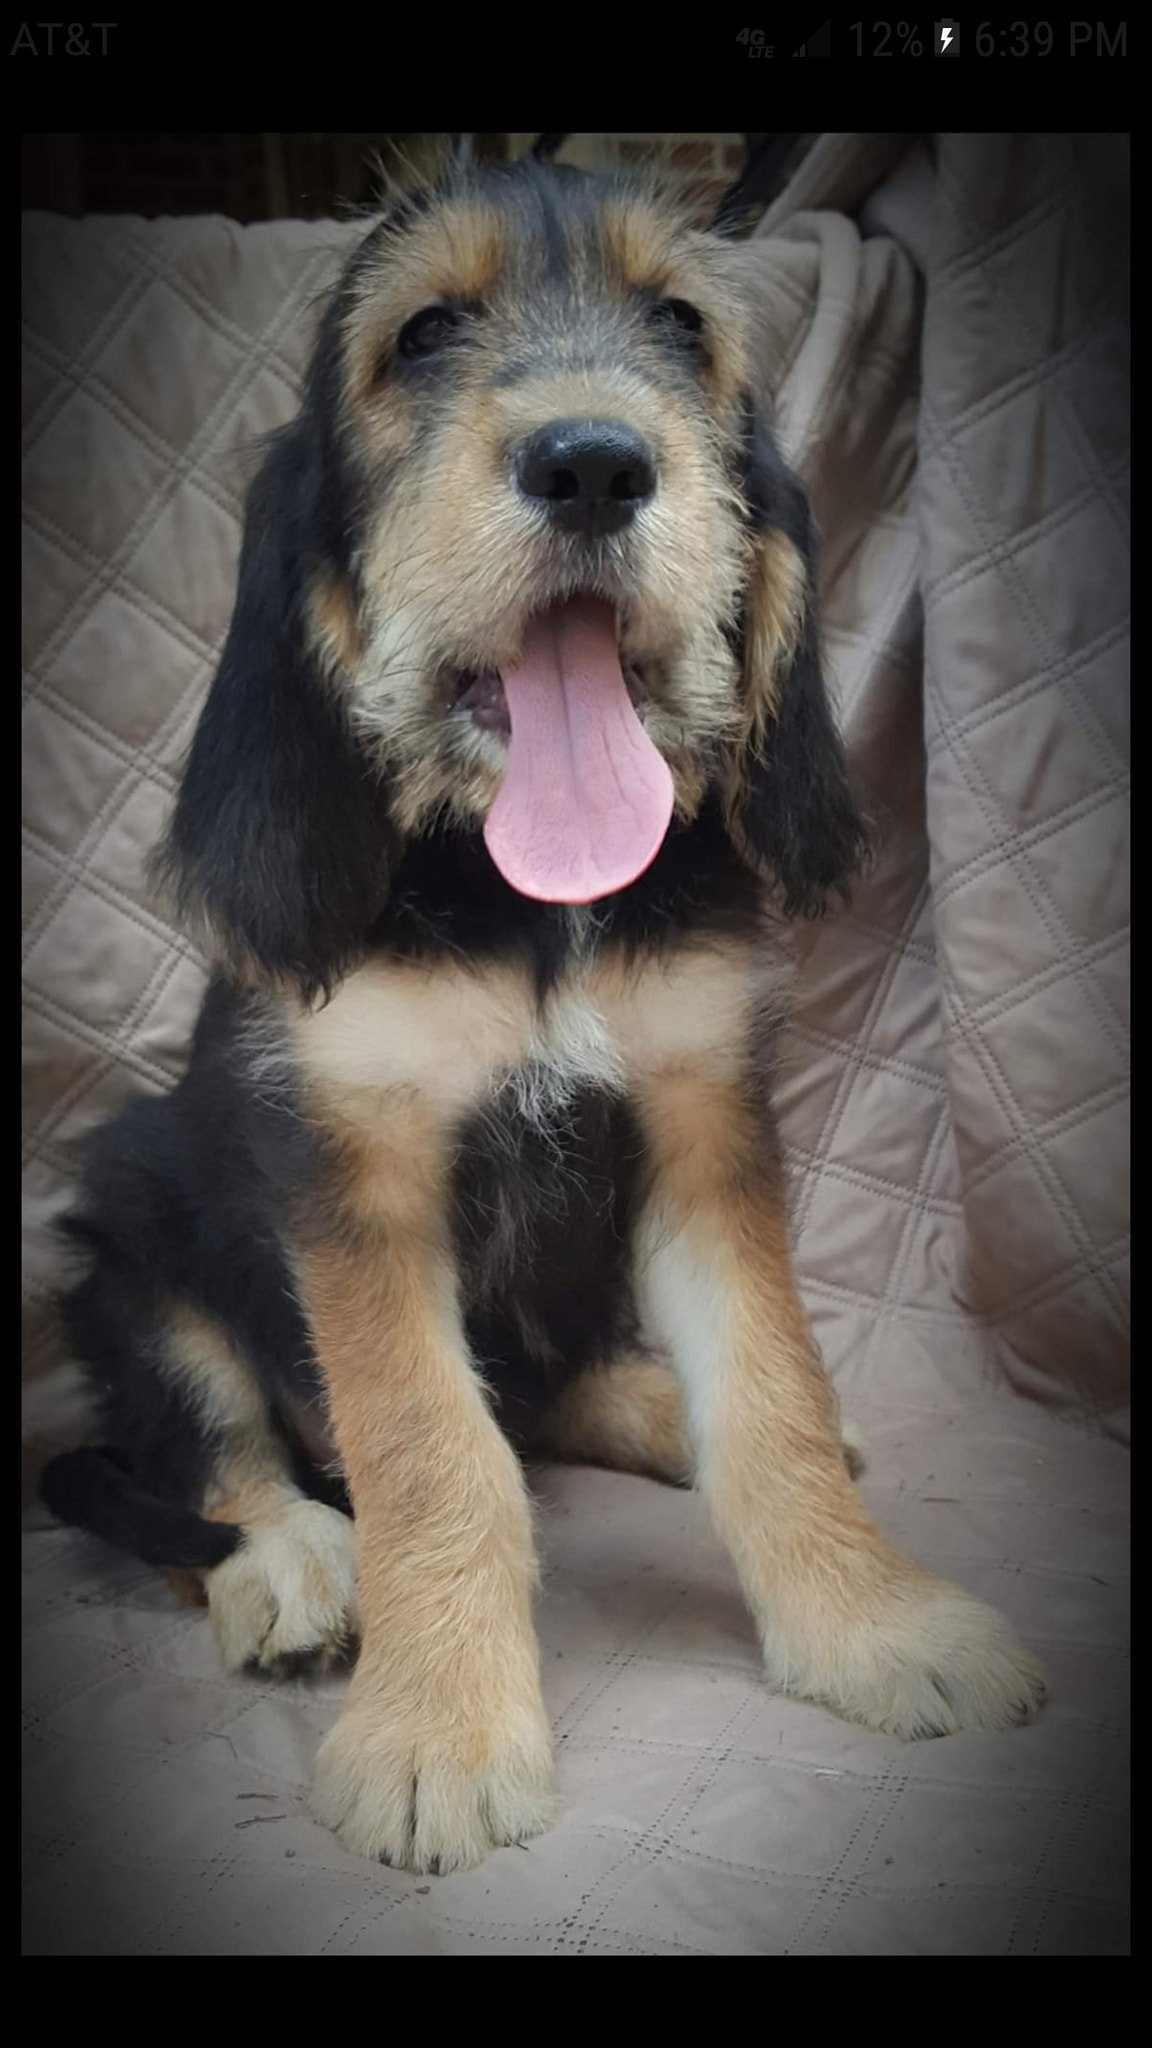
xmin=53 ymin=1265 xmax=359 ymax=1675
xmin=54 ymin=1259 xmax=237 ymax=1546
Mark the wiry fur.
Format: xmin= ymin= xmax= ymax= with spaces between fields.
xmin=43 ymin=158 xmax=1042 ymax=1876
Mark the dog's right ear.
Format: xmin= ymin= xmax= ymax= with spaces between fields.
xmin=152 ymin=413 xmax=397 ymax=1003
xmin=722 ymin=397 xmax=871 ymax=916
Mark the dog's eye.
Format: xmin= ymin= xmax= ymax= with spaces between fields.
xmin=398 ymin=306 xmax=462 ymax=361
xmin=647 ymin=297 xmax=704 ymax=341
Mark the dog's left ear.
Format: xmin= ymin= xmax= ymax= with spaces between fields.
xmin=723 ymin=398 xmax=871 ymax=915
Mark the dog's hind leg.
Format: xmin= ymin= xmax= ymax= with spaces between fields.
xmin=527 ymin=1348 xmax=866 ymax=1487
xmin=165 ymin=1304 xmax=360 ymax=1676
xmin=526 ymin=1349 xmax=694 ymax=1484
xmin=48 ymin=1270 xmax=358 ymax=1673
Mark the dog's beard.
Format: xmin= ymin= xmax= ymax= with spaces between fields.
xmin=346 ymin=530 xmax=744 ymax=848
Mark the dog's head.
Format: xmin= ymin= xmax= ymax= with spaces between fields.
xmin=160 ymin=155 xmax=868 ymax=995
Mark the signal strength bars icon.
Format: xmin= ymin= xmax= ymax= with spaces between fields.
xmin=792 ymin=19 xmax=830 ymax=54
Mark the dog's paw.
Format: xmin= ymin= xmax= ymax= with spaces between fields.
xmin=769 ymin=1579 xmax=1047 ymax=1741
xmin=207 ymin=1498 xmax=359 ymax=1676
xmin=311 ymin=1704 xmax=558 ymax=1873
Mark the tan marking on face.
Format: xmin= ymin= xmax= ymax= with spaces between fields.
xmin=597 ymin=198 xmax=752 ymax=410
xmin=743 ymin=528 xmax=808 ymax=736
xmin=308 ymin=569 xmax=363 ymax=679
xmin=597 ymin=195 xmax=689 ymax=293
xmin=342 ymin=199 xmax=512 ymax=406
xmin=720 ymin=532 xmax=810 ymax=875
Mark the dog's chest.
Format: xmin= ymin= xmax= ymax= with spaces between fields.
xmin=288 ymin=935 xmax=766 ymax=1125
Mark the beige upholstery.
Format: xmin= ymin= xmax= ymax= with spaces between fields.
xmin=22 ymin=135 xmax=1129 ymax=1955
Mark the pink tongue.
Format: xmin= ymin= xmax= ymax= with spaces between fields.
xmin=483 ymin=598 xmax=674 ymax=903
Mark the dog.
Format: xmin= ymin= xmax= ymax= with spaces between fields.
xmin=40 ymin=153 xmax=1046 ymax=1874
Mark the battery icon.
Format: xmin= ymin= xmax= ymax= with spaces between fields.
xmin=935 ymin=19 xmax=959 ymax=53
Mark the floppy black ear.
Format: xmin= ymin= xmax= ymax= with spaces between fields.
xmin=723 ymin=398 xmax=870 ymax=916
xmin=153 ymin=412 xmax=397 ymax=1001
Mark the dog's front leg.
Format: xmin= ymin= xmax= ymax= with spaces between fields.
xmin=299 ymin=1215 xmax=556 ymax=1871
xmin=634 ymin=1064 xmax=1046 ymax=1739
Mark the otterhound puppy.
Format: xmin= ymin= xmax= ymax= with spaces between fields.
xmin=42 ymin=155 xmax=1045 ymax=1873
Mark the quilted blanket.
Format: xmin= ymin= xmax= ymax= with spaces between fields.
xmin=22 ymin=134 xmax=1130 ymax=1955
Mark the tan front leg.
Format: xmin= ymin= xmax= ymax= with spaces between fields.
xmin=299 ymin=1173 xmax=556 ymax=1872
xmin=634 ymin=1067 xmax=1046 ymax=1738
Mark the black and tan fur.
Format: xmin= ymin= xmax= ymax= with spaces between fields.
xmin=42 ymin=154 xmax=1044 ymax=1873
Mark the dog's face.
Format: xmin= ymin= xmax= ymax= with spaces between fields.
xmin=161 ymin=158 xmax=868 ymax=992
xmin=328 ymin=169 xmax=757 ymax=842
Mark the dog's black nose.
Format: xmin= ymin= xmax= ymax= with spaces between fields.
xmin=514 ymin=418 xmax=657 ymax=536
